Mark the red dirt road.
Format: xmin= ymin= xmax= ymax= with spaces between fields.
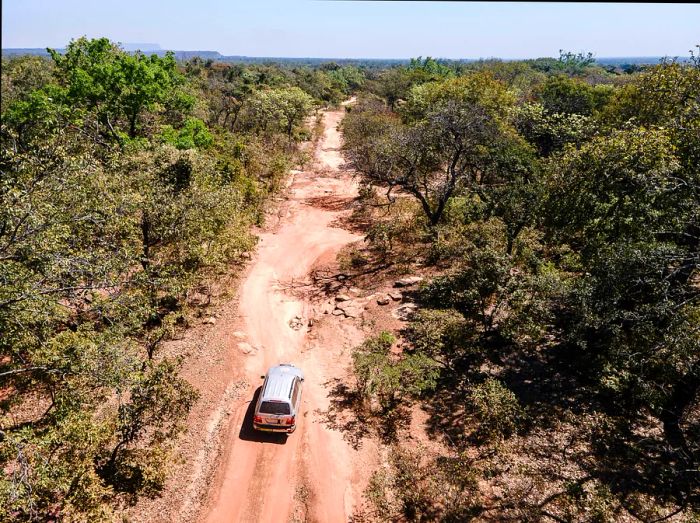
xmin=202 ymin=106 xmax=367 ymax=523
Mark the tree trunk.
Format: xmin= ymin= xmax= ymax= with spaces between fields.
xmin=418 ymin=197 xmax=438 ymax=227
xmin=140 ymin=213 xmax=151 ymax=273
xmin=230 ymin=106 xmax=242 ymax=132
xmin=506 ymin=223 xmax=525 ymax=255
xmin=660 ymin=362 xmax=699 ymax=463
xmin=287 ymin=118 xmax=294 ymax=141
xmin=128 ymin=110 xmax=139 ymax=138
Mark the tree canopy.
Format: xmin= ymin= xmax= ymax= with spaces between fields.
xmin=342 ymin=50 xmax=700 ymax=521
xmin=1 ymin=37 xmax=364 ymax=521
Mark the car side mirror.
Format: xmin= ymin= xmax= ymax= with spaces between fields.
xmin=260 ymin=375 xmax=265 ymax=379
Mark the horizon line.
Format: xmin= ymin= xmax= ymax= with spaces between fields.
xmin=2 ymin=46 xmax=694 ymax=62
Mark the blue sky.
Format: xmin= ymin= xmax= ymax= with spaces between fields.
xmin=3 ymin=1 xmax=699 ymax=59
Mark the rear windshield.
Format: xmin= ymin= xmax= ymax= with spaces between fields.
xmin=259 ymin=401 xmax=290 ymax=415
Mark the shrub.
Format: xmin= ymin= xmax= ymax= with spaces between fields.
xmin=365 ymin=210 xmax=428 ymax=256
xmin=352 ymin=332 xmax=440 ymax=411
xmin=365 ymin=222 xmax=396 ymax=258
xmin=159 ymin=117 xmax=213 ymax=150
xmin=404 ymin=309 xmax=469 ymax=366
xmin=364 ymin=445 xmax=480 ymax=522
xmin=468 ymin=378 xmax=525 ymax=442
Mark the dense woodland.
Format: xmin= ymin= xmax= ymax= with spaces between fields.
xmin=343 ymin=52 xmax=700 ymax=520
xmin=0 ymin=37 xmax=359 ymax=521
xmin=1 ymin=37 xmax=698 ymax=521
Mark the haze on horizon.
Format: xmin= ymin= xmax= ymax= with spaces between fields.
xmin=3 ymin=0 xmax=699 ymax=60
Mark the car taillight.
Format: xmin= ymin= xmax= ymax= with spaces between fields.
xmin=285 ymin=416 xmax=295 ymax=425
xmin=253 ymin=415 xmax=262 ymax=423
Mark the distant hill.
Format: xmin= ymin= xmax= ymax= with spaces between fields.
xmin=2 ymin=48 xmax=54 ymax=57
xmin=1 ymin=46 xmax=222 ymax=61
xmin=1 ymin=46 xmax=689 ymax=67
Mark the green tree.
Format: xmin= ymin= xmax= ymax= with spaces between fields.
xmin=538 ymin=74 xmax=612 ymax=116
xmin=369 ymin=59 xmax=453 ymax=110
xmin=275 ymin=87 xmax=315 ymax=139
xmin=242 ymin=87 xmax=314 ymax=139
xmin=159 ymin=117 xmax=213 ymax=150
xmin=549 ymin=126 xmax=699 ymax=476
xmin=345 ymin=74 xmax=533 ymax=227
xmin=514 ymin=102 xmax=593 ymax=156
xmin=556 ymin=50 xmax=596 ymax=75
xmin=353 ymin=332 xmax=440 ymax=411
xmin=548 ymin=127 xmax=687 ymax=253
xmin=0 ymin=55 xmax=54 ymax=106
xmin=604 ymin=58 xmax=700 ymax=174
xmin=49 ymin=37 xmax=183 ymax=139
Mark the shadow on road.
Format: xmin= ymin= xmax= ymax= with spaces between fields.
xmin=238 ymin=387 xmax=288 ymax=445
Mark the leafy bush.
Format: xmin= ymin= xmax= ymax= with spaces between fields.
xmin=420 ymin=243 xmax=513 ymax=332
xmin=364 ymin=222 xmax=396 ymax=257
xmin=353 ymin=332 xmax=440 ymax=411
xmin=404 ymin=309 xmax=469 ymax=366
xmin=159 ymin=117 xmax=213 ymax=150
xmin=364 ymin=445 xmax=480 ymax=522
xmin=467 ymin=378 xmax=525 ymax=442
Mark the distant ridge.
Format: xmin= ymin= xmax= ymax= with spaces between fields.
xmin=1 ymin=47 xmax=222 ymax=61
xmin=1 ymin=47 xmax=688 ymax=66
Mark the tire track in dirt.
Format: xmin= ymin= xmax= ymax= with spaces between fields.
xmin=203 ymin=105 xmax=363 ymax=523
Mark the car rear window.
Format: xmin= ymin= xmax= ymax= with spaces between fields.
xmin=259 ymin=401 xmax=290 ymax=415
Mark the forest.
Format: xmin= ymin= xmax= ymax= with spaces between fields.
xmin=0 ymin=37 xmax=360 ymax=520
xmin=1 ymin=37 xmax=699 ymax=522
xmin=341 ymin=50 xmax=700 ymax=520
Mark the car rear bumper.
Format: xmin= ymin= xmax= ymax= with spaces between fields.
xmin=253 ymin=423 xmax=296 ymax=433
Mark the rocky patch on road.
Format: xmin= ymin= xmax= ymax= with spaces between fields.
xmin=237 ymin=342 xmax=258 ymax=355
xmin=394 ymin=276 xmax=424 ymax=287
xmin=392 ymin=302 xmax=418 ymax=321
xmin=289 ymin=315 xmax=306 ymax=330
xmin=376 ymin=295 xmax=391 ymax=305
xmin=335 ymin=300 xmax=363 ymax=318
xmin=311 ymin=273 xmax=427 ymax=321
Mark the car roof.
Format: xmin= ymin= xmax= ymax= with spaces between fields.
xmin=261 ymin=364 xmax=302 ymax=402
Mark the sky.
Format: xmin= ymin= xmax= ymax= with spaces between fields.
xmin=3 ymin=1 xmax=699 ymax=59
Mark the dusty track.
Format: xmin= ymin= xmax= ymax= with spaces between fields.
xmin=203 ymin=106 xmax=366 ymax=523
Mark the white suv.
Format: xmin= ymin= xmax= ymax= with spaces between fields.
xmin=253 ymin=364 xmax=304 ymax=433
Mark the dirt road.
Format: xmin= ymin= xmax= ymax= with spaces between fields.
xmin=203 ymin=106 xmax=368 ymax=523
